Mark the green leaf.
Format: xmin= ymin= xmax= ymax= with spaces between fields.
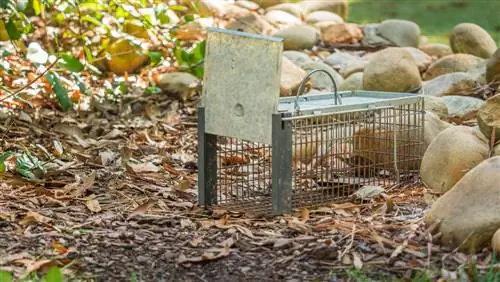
xmin=156 ymin=10 xmax=171 ymax=24
xmin=147 ymin=51 xmax=162 ymax=66
xmin=59 ymin=53 xmax=84 ymax=73
xmin=145 ymin=85 xmax=161 ymax=95
xmin=169 ymin=5 xmax=188 ymax=12
xmin=180 ymin=49 xmax=192 ymax=64
xmin=45 ymin=72 xmax=73 ymax=111
xmin=193 ymin=40 xmax=206 ymax=61
xmin=183 ymin=14 xmax=195 ymax=23
xmin=0 ymin=270 xmax=13 ymax=282
xmin=0 ymin=151 xmax=13 ymax=163
xmin=32 ymin=0 xmax=44 ymax=15
xmin=78 ymin=2 xmax=105 ymax=11
xmin=5 ymin=19 xmax=21 ymax=40
xmin=118 ymin=82 xmax=127 ymax=94
xmin=81 ymin=15 xmax=108 ymax=30
xmin=193 ymin=65 xmax=204 ymax=79
xmin=83 ymin=46 xmax=93 ymax=63
xmin=44 ymin=267 xmax=63 ymax=282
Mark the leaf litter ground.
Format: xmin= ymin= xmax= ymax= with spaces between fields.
xmin=0 ymin=54 xmax=496 ymax=282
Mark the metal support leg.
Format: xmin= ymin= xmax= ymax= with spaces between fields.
xmin=198 ymin=106 xmax=218 ymax=207
xmin=272 ymin=113 xmax=293 ymax=215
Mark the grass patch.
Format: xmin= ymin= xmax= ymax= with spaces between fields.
xmin=348 ymin=0 xmax=500 ymax=45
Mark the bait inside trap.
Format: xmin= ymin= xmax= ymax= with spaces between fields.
xmin=197 ymin=28 xmax=425 ymax=215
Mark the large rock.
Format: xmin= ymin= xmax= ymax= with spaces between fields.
xmin=299 ymin=0 xmax=349 ymax=20
xmin=377 ymin=19 xmax=421 ymax=47
xmin=325 ymin=52 xmax=365 ymax=78
xmin=235 ymin=0 xmax=260 ymax=11
xmin=280 ymin=56 xmax=308 ymax=97
xmin=423 ymin=111 xmax=453 ymax=149
xmin=423 ymin=96 xmax=449 ymax=120
xmin=423 ymin=54 xmax=484 ymax=80
xmin=318 ymin=22 xmax=363 ymax=45
xmin=419 ymin=43 xmax=453 ymax=59
xmin=264 ymin=10 xmax=302 ymax=27
xmin=486 ymin=48 xmax=500 ymax=83
xmin=442 ymin=96 xmax=484 ymax=121
xmin=300 ymin=61 xmax=344 ymax=91
xmin=477 ymin=93 xmax=500 ymax=141
xmin=157 ymin=72 xmax=200 ymax=101
xmin=466 ymin=59 xmax=488 ymax=85
xmin=225 ymin=12 xmax=276 ymax=35
xmin=266 ymin=3 xmax=303 ymax=18
xmin=421 ymin=72 xmax=479 ymax=97
xmin=338 ymin=72 xmax=363 ymax=91
xmin=420 ymin=126 xmax=489 ymax=194
xmin=402 ymin=47 xmax=432 ymax=73
xmin=424 ymin=156 xmax=500 ymax=252
xmin=273 ymin=24 xmax=320 ymax=50
xmin=492 ymin=228 xmax=500 ymax=253
xmin=252 ymin=0 xmax=289 ymax=8
xmin=363 ymin=47 xmax=421 ymax=92
xmin=283 ymin=50 xmax=313 ymax=68
xmin=324 ymin=52 xmax=358 ymax=69
xmin=305 ymin=11 xmax=343 ymax=25
xmin=449 ymin=23 xmax=497 ymax=59
xmin=361 ymin=24 xmax=392 ymax=46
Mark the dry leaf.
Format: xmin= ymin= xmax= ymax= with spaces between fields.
xmin=52 ymin=240 xmax=68 ymax=255
xmin=177 ymin=247 xmax=230 ymax=264
xmin=163 ymin=161 xmax=181 ymax=176
xmin=52 ymin=140 xmax=64 ymax=157
xmin=126 ymin=162 xmax=160 ymax=174
xmin=220 ymin=237 xmax=235 ymax=249
xmin=19 ymin=211 xmax=52 ymax=226
xmin=178 ymin=179 xmax=191 ymax=190
xmin=352 ymin=252 xmax=363 ymax=269
xmin=300 ymin=208 xmax=310 ymax=223
xmin=85 ymin=198 xmax=102 ymax=212
xmin=221 ymin=155 xmax=249 ymax=166
xmin=353 ymin=185 xmax=384 ymax=200
xmin=101 ymin=128 xmax=124 ymax=139
xmin=57 ymin=171 xmax=96 ymax=199
xmin=99 ymin=150 xmax=117 ymax=166
xmin=273 ymin=238 xmax=293 ymax=249
xmin=127 ymin=199 xmax=155 ymax=220
xmin=390 ymin=241 xmax=407 ymax=259
xmin=15 ymin=259 xmax=56 ymax=279
xmin=189 ymin=236 xmax=204 ymax=247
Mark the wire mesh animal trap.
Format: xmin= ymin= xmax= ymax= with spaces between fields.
xmin=197 ymin=28 xmax=425 ymax=215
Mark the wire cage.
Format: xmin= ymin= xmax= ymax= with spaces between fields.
xmin=197 ymin=28 xmax=425 ymax=215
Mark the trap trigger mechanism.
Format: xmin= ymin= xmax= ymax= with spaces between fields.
xmin=293 ymin=69 xmax=342 ymax=113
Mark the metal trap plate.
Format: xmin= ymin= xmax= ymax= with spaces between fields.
xmin=278 ymin=90 xmax=423 ymax=115
xmin=201 ymin=27 xmax=283 ymax=145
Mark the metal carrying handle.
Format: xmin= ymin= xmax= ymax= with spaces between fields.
xmin=294 ymin=68 xmax=342 ymax=112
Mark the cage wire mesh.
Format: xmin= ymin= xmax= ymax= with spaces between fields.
xmin=197 ymin=28 xmax=425 ymax=215
xmin=198 ymin=70 xmax=425 ymax=215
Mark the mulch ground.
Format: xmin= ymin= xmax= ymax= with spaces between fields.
xmin=0 ymin=94 xmax=495 ymax=282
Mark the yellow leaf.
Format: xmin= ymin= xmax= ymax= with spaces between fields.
xmin=85 ymin=199 xmax=102 ymax=212
xmin=19 ymin=211 xmax=52 ymax=226
xmin=127 ymin=199 xmax=155 ymax=220
xmin=300 ymin=208 xmax=310 ymax=223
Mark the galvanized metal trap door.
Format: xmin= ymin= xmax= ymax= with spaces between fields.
xmin=201 ymin=27 xmax=283 ymax=145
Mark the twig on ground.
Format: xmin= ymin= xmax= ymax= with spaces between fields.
xmin=0 ymin=58 xmax=60 ymax=103
xmin=339 ymin=223 xmax=356 ymax=260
